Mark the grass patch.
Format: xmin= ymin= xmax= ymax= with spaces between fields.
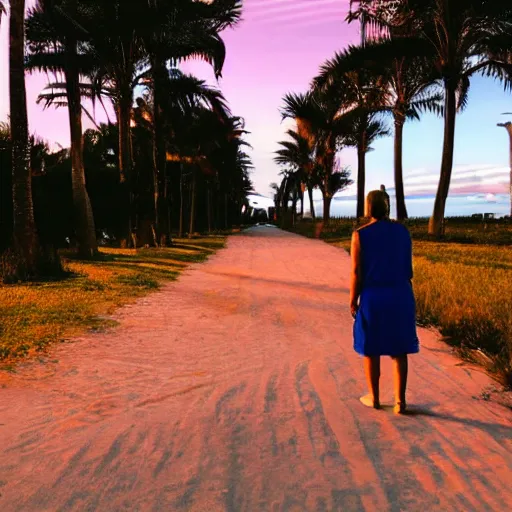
xmin=292 ymin=217 xmax=512 ymax=246
xmin=289 ymin=219 xmax=512 ymax=386
xmin=116 ymin=273 xmax=159 ymax=289
xmin=0 ymin=237 xmax=225 ymax=365
xmin=412 ymin=242 xmax=512 ymax=385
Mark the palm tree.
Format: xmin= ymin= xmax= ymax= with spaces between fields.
xmin=349 ymin=0 xmax=512 ymax=235
xmin=280 ymin=91 xmax=355 ymax=221
xmin=84 ymin=0 xmax=241 ymax=245
xmin=134 ymin=70 xmax=232 ymax=241
xmin=150 ymin=68 xmax=232 ymax=244
xmin=344 ymin=109 xmax=389 ymax=219
xmin=269 ymin=182 xmax=281 ymax=219
xmin=274 ymin=129 xmax=316 ymax=219
xmin=276 ymin=169 xmax=303 ymax=225
xmin=79 ymin=1 xmax=146 ymax=245
xmin=0 ymin=120 xmax=11 ymax=253
xmin=208 ymin=116 xmax=253 ymax=230
xmin=136 ymin=0 xmax=242 ymax=244
xmin=169 ymin=103 xmax=247 ymax=237
xmin=26 ymin=0 xmax=98 ymax=258
xmin=4 ymin=0 xmax=42 ymax=278
xmin=387 ymin=57 xmax=442 ymax=221
xmin=324 ymin=164 xmax=354 ymax=217
xmin=314 ymin=50 xmax=389 ymax=218
xmin=318 ymin=40 xmax=443 ymax=220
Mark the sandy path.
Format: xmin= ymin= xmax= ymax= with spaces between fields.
xmin=1 ymin=226 xmax=511 ymax=511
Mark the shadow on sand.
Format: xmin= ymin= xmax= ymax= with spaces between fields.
xmin=207 ymin=269 xmax=349 ymax=295
xmin=390 ymin=405 xmax=512 ymax=443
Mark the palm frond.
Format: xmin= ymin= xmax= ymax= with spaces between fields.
xmin=408 ymin=92 xmax=444 ymax=119
xmin=457 ymin=75 xmax=471 ymax=112
xmin=169 ymin=32 xmax=227 ymax=78
xmin=366 ymin=118 xmax=391 ymax=148
xmin=328 ymin=168 xmax=353 ymax=195
xmin=280 ymin=92 xmax=315 ymax=121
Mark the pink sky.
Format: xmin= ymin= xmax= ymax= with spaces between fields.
xmin=0 ymin=1 xmax=510 ymax=216
xmin=0 ymin=0 xmax=359 ymax=195
xmin=207 ymin=0 xmax=360 ymax=194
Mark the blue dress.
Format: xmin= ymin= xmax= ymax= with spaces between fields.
xmin=353 ymin=221 xmax=420 ymax=357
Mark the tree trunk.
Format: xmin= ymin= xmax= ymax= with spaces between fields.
xmin=65 ymin=53 xmax=97 ymax=258
xmin=117 ymin=83 xmax=133 ymax=247
xmin=214 ymin=187 xmax=219 ymax=230
xmin=166 ymin=174 xmax=171 ymax=245
xmin=277 ymin=179 xmax=286 ymax=221
xmin=153 ymin=58 xmax=169 ymax=246
xmin=179 ymin=164 xmax=184 ymax=238
xmin=152 ymin=161 xmax=159 ymax=246
xmin=429 ymin=81 xmax=457 ymax=236
xmin=394 ymin=115 xmax=408 ymax=221
xmin=282 ymin=177 xmax=292 ymax=214
xmin=323 ymin=193 xmax=332 ymax=222
xmin=299 ymin=184 xmax=304 ymax=218
xmin=307 ymin=187 xmax=316 ymax=219
xmin=188 ymin=168 xmax=196 ymax=239
xmin=224 ymin=193 xmax=229 ymax=229
xmin=291 ymin=187 xmax=298 ymax=226
xmin=207 ymin=183 xmax=212 ymax=234
xmin=356 ymin=143 xmax=366 ymax=218
xmin=9 ymin=0 xmax=41 ymax=278
xmin=151 ymin=126 xmax=159 ymax=246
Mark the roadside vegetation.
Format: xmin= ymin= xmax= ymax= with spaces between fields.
xmin=0 ymin=237 xmax=225 ymax=366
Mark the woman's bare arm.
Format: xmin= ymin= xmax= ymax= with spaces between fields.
xmin=350 ymin=231 xmax=362 ymax=317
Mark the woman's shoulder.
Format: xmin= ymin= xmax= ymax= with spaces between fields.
xmin=355 ymin=223 xmax=374 ymax=233
xmin=389 ymin=221 xmax=412 ymax=244
xmin=388 ymin=219 xmax=410 ymax=233
xmin=354 ymin=220 xmax=411 ymax=235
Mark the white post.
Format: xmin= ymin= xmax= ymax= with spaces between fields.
xmin=498 ymin=121 xmax=512 ymax=217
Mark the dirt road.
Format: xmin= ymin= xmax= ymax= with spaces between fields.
xmin=1 ymin=226 xmax=511 ymax=511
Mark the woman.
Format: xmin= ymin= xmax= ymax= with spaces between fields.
xmin=350 ymin=190 xmax=419 ymax=414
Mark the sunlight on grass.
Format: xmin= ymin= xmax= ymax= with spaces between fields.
xmin=0 ymin=237 xmax=225 ymax=364
xmin=412 ymin=242 xmax=512 ymax=383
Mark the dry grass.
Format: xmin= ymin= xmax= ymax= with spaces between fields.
xmin=412 ymin=242 xmax=512 ymax=384
xmin=292 ymin=217 xmax=512 ymax=245
xmin=0 ymin=238 xmax=225 ymax=365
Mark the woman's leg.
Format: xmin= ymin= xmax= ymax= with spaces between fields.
xmin=360 ymin=356 xmax=381 ymax=408
xmin=392 ymin=355 xmax=408 ymax=413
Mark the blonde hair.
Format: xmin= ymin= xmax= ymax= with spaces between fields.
xmin=365 ymin=190 xmax=388 ymax=220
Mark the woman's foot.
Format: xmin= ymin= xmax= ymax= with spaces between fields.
xmin=394 ymin=402 xmax=407 ymax=414
xmin=360 ymin=394 xmax=381 ymax=409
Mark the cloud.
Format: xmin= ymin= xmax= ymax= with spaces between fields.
xmin=247 ymin=0 xmax=348 ymax=28
xmin=404 ymin=164 xmax=509 ymax=196
xmin=467 ymin=193 xmax=499 ymax=203
xmin=249 ymin=0 xmax=343 ymax=18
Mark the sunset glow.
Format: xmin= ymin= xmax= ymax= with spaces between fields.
xmin=0 ymin=0 xmax=511 ymax=215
